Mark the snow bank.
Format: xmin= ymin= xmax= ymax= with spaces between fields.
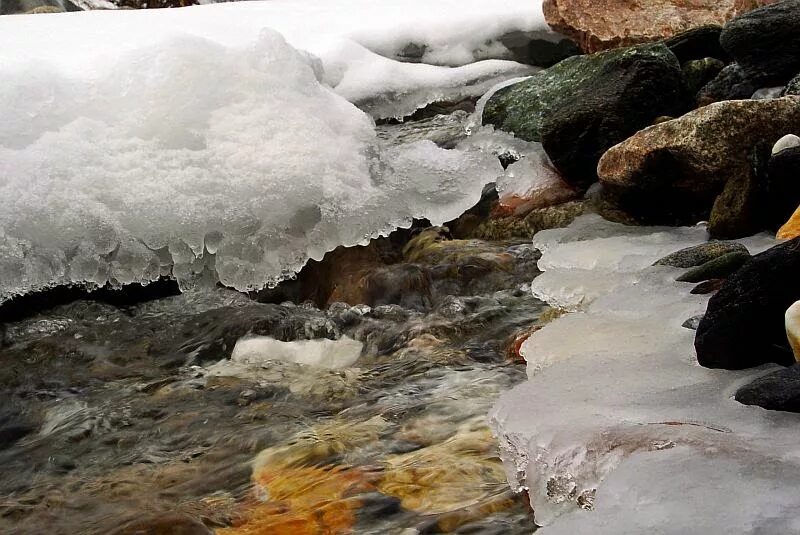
xmin=0 ymin=0 xmax=551 ymax=119
xmin=0 ymin=1 xmax=554 ymax=301
xmin=489 ymin=215 xmax=800 ymax=533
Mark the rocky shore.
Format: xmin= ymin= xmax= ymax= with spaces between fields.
xmin=2 ymin=0 xmax=800 ymax=533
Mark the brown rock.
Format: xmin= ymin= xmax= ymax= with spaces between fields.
xmin=778 ymin=205 xmax=800 ymax=239
xmin=597 ymin=96 xmax=800 ymax=226
xmin=543 ymin=0 xmax=757 ymax=53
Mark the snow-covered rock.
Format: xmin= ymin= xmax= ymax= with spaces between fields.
xmin=489 ymin=215 xmax=800 ymax=533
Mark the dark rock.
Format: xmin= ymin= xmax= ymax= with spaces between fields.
xmin=784 ymin=72 xmax=800 ymax=95
xmin=682 ymin=57 xmax=727 ymax=96
xmin=735 ymin=364 xmax=800 ymax=412
xmin=695 ymin=237 xmax=800 ymax=369
xmin=682 ymin=314 xmax=705 ymax=330
xmin=483 ymin=44 xmax=687 ymax=188
xmin=0 ymin=0 xmax=79 ymax=14
xmin=764 ymin=145 xmax=800 ymax=229
xmin=498 ymin=31 xmax=581 ymax=67
xmin=0 ymin=404 xmax=36 ymax=450
xmin=654 ymin=241 xmax=749 ymax=268
xmin=720 ymin=0 xmax=800 ymax=85
xmin=697 ymin=63 xmax=758 ymax=105
xmin=676 ymin=251 xmax=751 ymax=282
xmin=691 ymin=278 xmax=727 ymax=294
xmin=664 ymin=25 xmax=728 ymax=63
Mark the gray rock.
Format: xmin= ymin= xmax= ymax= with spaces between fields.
xmin=735 ymin=364 xmax=800 ymax=412
xmin=653 ymin=241 xmax=749 ymax=269
xmin=676 ymin=251 xmax=751 ymax=283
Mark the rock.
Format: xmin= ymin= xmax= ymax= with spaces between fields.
xmin=682 ymin=314 xmax=705 ymax=330
xmin=598 ymin=96 xmax=800 ymax=226
xmin=784 ymin=72 xmax=800 ymax=94
xmin=690 ymin=278 xmax=727 ymax=294
xmin=706 ymin=141 xmax=769 ymax=238
xmin=654 ymin=241 xmax=749 ymax=268
xmin=697 ymin=63 xmax=759 ymax=105
xmin=720 ymin=0 xmax=800 ymax=85
xmin=112 ymin=513 xmax=213 ymax=535
xmin=0 ymin=0 xmax=78 ymax=14
xmin=695 ymin=237 xmax=800 ymax=369
xmin=777 ymin=205 xmax=800 ymax=239
xmin=787 ymin=300 xmax=800 ymax=360
xmin=498 ymin=31 xmax=581 ymax=67
xmin=735 ymin=363 xmax=800 ymax=412
xmin=751 ymin=86 xmax=786 ymax=99
xmin=664 ymin=26 xmax=729 ymax=63
xmin=765 ymin=146 xmax=800 ymax=230
xmin=675 ymin=251 xmax=751 ymax=282
xmin=772 ymin=133 xmax=800 ymax=154
xmin=682 ymin=57 xmax=726 ymax=96
xmin=542 ymin=0 xmax=747 ymax=54
xmin=483 ymin=44 xmax=687 ymax=188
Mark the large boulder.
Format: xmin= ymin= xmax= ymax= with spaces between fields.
xmin=695 ymin=237 xmax=800 ymax=369
xmin=542 ymin=0 xmax=751 ymax=54
xmin=720 ymin=0 xmax=800 ymax=85
xmin=483 ymin=44 xmax=687 ymax=188
xmin=696 ymin=63 xmax=759 ymax=105
xmin=597 ymin=96 xmax=800 ymax=226
xmin=765 ymin=146 xmax=800 ymax=230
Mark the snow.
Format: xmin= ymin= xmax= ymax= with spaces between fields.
xmin=0 ymin=0 xmax=560 ymax=302
xmin=0 ymin=0 xmax=550 ymax=119
xmin=489 ymin=215 xmax=800 ymax=533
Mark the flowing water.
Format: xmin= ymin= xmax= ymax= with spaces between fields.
xmin=0 ymin=114 xmax=546 ymax=534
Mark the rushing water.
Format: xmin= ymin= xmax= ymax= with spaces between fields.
xmin=0 ymin=114 xmax=545 ymax=535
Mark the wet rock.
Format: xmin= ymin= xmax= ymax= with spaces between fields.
xmin=483 ymin=44 xmax=687 ymax=188
xmin=664 ymin=26 xmax=729 ymax=63
xmin=788 ymin=300 xmax=800 ymax=360
xmin=690 ymin=278 xmax=727 ymax=294
xmin=112 ymin=513 xmax=213 ymax=535
xmin=697 ymin=63 xmax=759 ymax=105
xmin=721 ymin=0 xmax=800 ymax=86
xmin=0 ymin=0 xmax=78 ymax=15
xmin=493 ymin=177 xmax=579 ymax=219
xmin=784 ymin=72 xmax=800 ymax=95
xmin=682 ymin=314 xmax=705 ymax=330
xmin=542 ymin=0 xmax=744 ymax=54
xmin=598 ymin=96 xmax=800 ymax=227
xmin=778 ymin=205 xmax=800 ymax=239
xmin=654 ymin=241 xmax=749 ymax=268
xmin=0 ymin=404 xmax=36 ymax=449
xmin=675 ymin=251 xmax=751 ymax=283
xmin=682 ymin=57 xmax=726 ymax=96
xmin=735 ymin=363 xmax=800 ymax=412
xmin=765 ymin=146 xmax=800 ymax=230
xmin=695 ymin=237 xmax=800 ymax=369
xmin=498 ymin=31 xmax=581 ymax=67
xmin=772 ymin=133 xmax=800 ymax=154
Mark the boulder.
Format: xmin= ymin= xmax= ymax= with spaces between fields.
xmin=484 ymin=44 xmax=687 ymax=188
xmin=735 ymin=363 xmax=800 ymax=412
xmin=682 ymin=57 xmax=726 ymax=96
xmin=542 ymin=0 xmax=749 ymax=54
xmin=720 ymin=0 xmax=800 ymax=85
xmin=653 ymin=241 xmax=749 ymax=268
xmin=772 ymin=133 xmax=800 ymax=154
xmin=695 ymin=237 xmax=800 ymax=369
xmin=597 ymin=96 xmax=800 ymax=226
xmin=664 ymin=26 xmax=728 ymax=64
xmin=764 ymin=146 xmax=800 ymax=230
xmin=787 ymin=300 xmax=800 ymax=360
xmin=697 ymin=63 xmax=759 ymax=106
xmin=675 ymin=251 xmax=752 ymax=282
xmin=778 ymin=205 xmax=800 ymax=239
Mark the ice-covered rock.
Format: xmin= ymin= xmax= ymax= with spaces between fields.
xmin=213 ymin=335 xmax=364 ymax=371
xmin=489 ymin=214 xmax=799 ymax=532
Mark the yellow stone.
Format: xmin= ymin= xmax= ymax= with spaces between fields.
xmin=777 ymin=205 xmax=800 ymax=240
xmin=787 ymin=301 xmax=800 ymax=362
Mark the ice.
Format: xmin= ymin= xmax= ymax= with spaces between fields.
xmin=0 ymin=24 xmax=512 ymax=302
xmin=489 ymin=214 xmax=800 ymax=533
xmin=213 ymin=335 xmax=364 ymax=371
xmin=0 ymin=0 xmax=552 ymax=119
